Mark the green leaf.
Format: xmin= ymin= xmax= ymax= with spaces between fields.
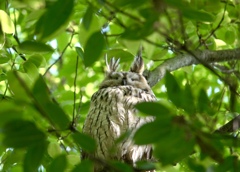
xmin=165 ymin=72 xmax=182 ymax=107
xmin=154 ymin=127 xmax=195 ymax=165
xmin=1 ymin=149 xmax=25 ymax=171
xmin=121 ymin=23 xmax=154 ymax=40
xmin=48 ymin=155 xmax=67 ymax=172
xmin=78 ymin=14 xmax=101 ymax=47
xmin=105 ymin=49 xmax=134 ymax=62
xmin=187 ymin=159 xmax=205 ymax=172
xmin=7 ymin=71 xmax=32 ymax=102
xmin=164 ymin=0 xmax=214 ymax=22
xmin=113 ymin=0 xmax=147 ymax=7
xmin=36 ymin=0 xmax=74 ymax=40
xmin=82 ymin=4 xmax=93 ymax=30
xmin=134 ymin=119 xmax=172 ymax=145
xmin=72 ymin=132 xmax=96 ymax=153
xmin=2 ymin=120 xmax=46 ymax=148
xmin=0 ymin=101 xmax=23 ymax=127
xmin=182 ymin=8 xmax=214 ymax=22
xmin=135 ymin=161 xmax=155 ymax=171
xmin=32 ymin=76 xmax=70 ymax=130
xmin=135 ymin=102 xmax=171 ymax=117
xmin=44 ymin=103 xmax=71 ymax=130
xmin=83 ymin=31 xmax=105 ymax=67
xmin=18 ymin=41 xmax=54 ymax=54
xmin=225 ymin=30 xmax=235 ymax=44
xmin=72 ymin=160 xmax=93 ymax=172
xmin=75 ymin=46 xmax=84 ymax=60
xmin=0 ymin=53 xmax=10 ymax=64
xmin=0 ymin=10 xmax=15 ymax=34
xmin=32 ymin=75 xmax=50 ymax=103
xmin=181 ymin=84 xmax=195 ymax=114
xmin=110 ymin=161 xmax=133 ymax=172
xmin=48 ymin=142 xmax=62 ymax=158
xmin=215 ymin=156 xmax=240 ymax=172
xmin=23 ymin=61 xmax=39 ymax=81
xmin=28 ymin=54 xmax=46 ymax=68
xmin=163 ymin=0 xmax=185 ymax=8
xmin=197 ymin=89 xmax=211 ymax=114
xmin=23 ymin=143 xmax=47 ymax=172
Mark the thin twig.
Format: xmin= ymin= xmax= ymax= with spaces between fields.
xmin=43 ymin=31 xmax=75 ymax=76
xmin=197 ymin=0 xmax=228 ymax=49
xmin=12 ymin=9 xmax=26 ymax=61
xmin=77 ymin=89 xmax=83 ymax=117
xmin=71 ymin=56 xmax=79 ymax=130
xmin=214 ymin=114 xmax=240 ymax=133
xmin=103 ymin=0 xmax=143 ymax=24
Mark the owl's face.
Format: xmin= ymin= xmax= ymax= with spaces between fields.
xmin=100 ymin=56 xmax=151 ymax=92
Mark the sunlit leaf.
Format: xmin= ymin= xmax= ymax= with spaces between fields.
xmin=48 ymin=142 xmax=62 ymax=158
xmin=0 ymin=54 xmax=10 ymax=64
xmin=225 ymin=30 xmax=235 ymax=44
xmin=83 ymin=31 xmax=105 ymax=67
xmin=0 ymin=10 xmax=15 ymax=34
xmin=66 ymin=154 xmax=80 ymax=167
xmin=23 ymin=61 xmax=39 ymax=81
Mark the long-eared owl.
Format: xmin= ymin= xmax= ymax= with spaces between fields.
xmin=82 ymin=54 xmax=156 ymax=172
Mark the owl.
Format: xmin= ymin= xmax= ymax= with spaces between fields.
xmin=82 ymin=54 xmax=156 ymax=172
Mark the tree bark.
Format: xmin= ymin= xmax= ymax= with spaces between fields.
xmin=147 ymin=48 xmax=240 ymax=87
xmin=214 ymin=114 xmax=240 ymax=133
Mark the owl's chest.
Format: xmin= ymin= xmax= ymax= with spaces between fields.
xmin=87 ymin=86 xmax=155 ymax=132
xmin=91 ymin=88 xmax=137 ymax=126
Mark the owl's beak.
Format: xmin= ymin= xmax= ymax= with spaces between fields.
xmin=122 ymin=78 xmax=127 ymax=85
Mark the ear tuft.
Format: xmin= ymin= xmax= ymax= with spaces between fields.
xmin=106 ymin=56 xmax=120 ymax=74
xmin=130 ymin=51 xmax=144 ymax=74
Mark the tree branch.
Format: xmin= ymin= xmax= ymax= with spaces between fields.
xmin=147 ymin=48 xmax=240 ymax=87
xmin=214 ymin=114 xmax=240 ymax=133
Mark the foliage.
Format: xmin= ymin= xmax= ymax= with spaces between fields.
xmin=0 ymin=0 xmax=240 ymax=171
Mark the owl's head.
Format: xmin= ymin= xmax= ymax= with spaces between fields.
xmin=99 ymin=55 xmax=151 ymax=92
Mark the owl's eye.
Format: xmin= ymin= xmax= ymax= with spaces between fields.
xmin=110 ymin=73 xmax=121 ymax=80
xmin=131 ymin=78 xmax=138 ymax=81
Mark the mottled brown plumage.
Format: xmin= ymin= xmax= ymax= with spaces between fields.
xmin=82 ymin=55 xmax=156 ymax=172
